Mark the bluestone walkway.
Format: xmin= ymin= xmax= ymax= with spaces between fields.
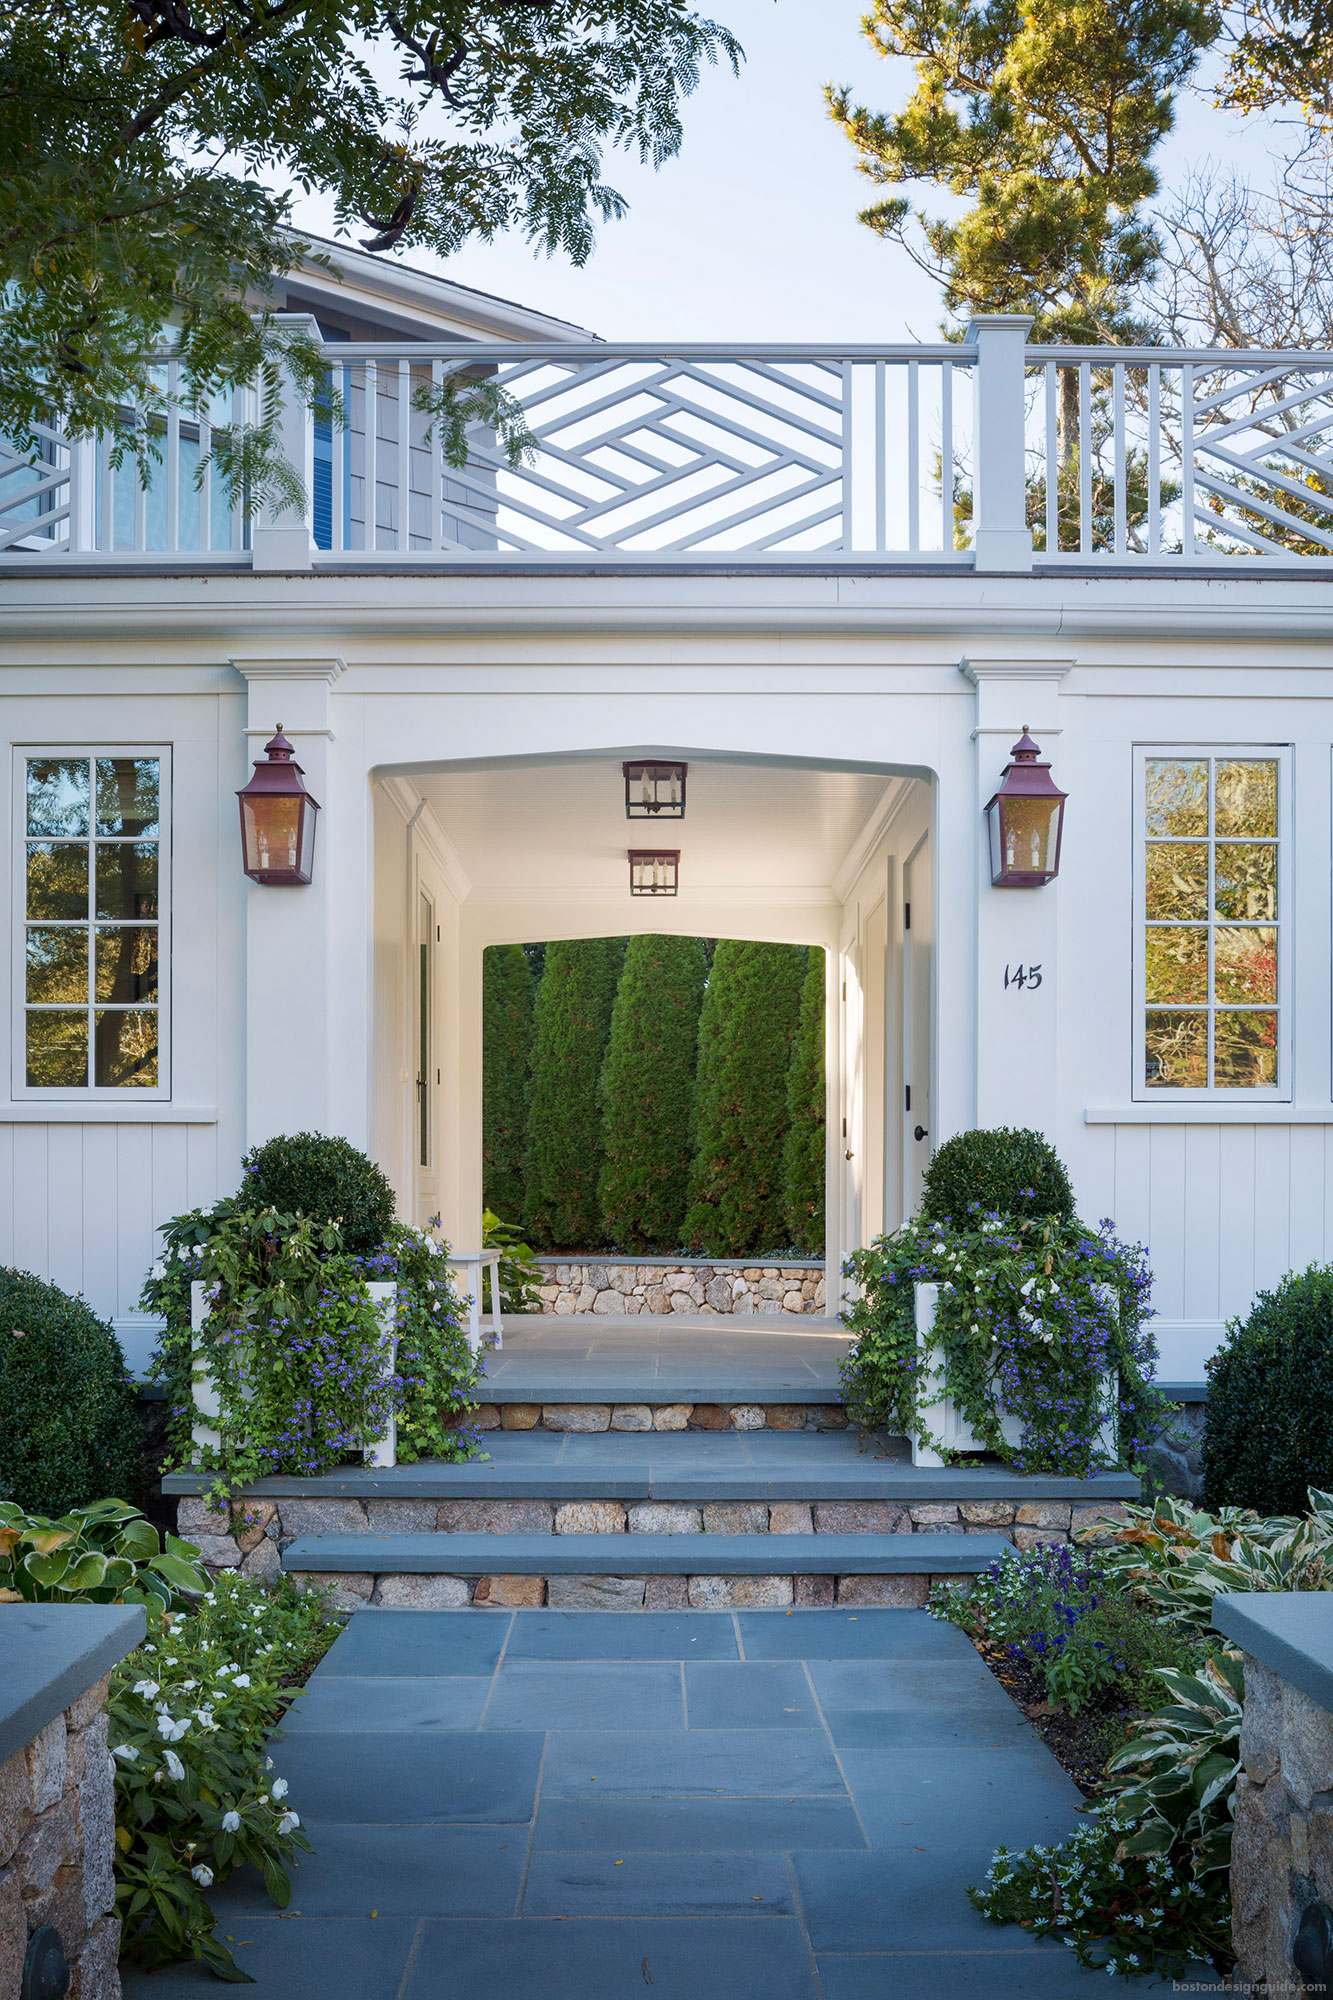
xmin=122 ymin=1608 xmax=1220 ymax=1997
xmin=478 ymin=1313 xmax=851 ymax=1406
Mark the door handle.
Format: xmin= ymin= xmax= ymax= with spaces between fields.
xmin=913 ymin=1125 xmax=929 ymax=1142
xmin=844 ymin=1149 xmax=854 ymax=1160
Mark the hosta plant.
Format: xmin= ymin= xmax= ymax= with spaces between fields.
xmin=0 ymin=1497 xmax=206 ymax=1618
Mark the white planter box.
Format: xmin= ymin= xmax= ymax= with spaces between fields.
xmin=191 ymin=1279 xmax=399 ymax=1468
xmin=910 ymin=1280 xmax=1118 ymax=1469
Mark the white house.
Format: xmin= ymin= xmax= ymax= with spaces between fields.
xmin=2 ymin=243 xmax=1330 ymax=1381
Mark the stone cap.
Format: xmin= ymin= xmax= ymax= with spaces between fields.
xmin=1213 ymin=1593 xmax=1333 ymax=1714
xmin=533 ymin=1256 xmax=825 ymax=1270
xmin=0 ymin=1603 xmax=146 ymax=1763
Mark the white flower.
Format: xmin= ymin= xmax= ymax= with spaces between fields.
xmin=132 ymin=1679 xmax=160 ymax=1699
xmin=1041 ymin=1331 xmax=1055 ymax=1345
xmin=277 ymin=1812 xmax=300 ymax=1835
xmin=110 ymin=1743 xmax=139 ymax=1764
xmin=158 ymin=1714 xmax=189 ymax=1742
xmin=222 ymin=1811 xmax=241 ymax=1833
xmin=150 ymin=1260 xmax=165 ymax=1280
xmin=271 ymin=1778 xmax=288 ymax=1800
xmin=265 ymin=1756 xmax=274 ymax=1770
xmin=231 ymin=1674 xmax=251 ymax=1689
xmin=164 ymin=1749 xmax=186 ymax=1781
xmin=191 ymin=1864 xmax=214 ymax=1887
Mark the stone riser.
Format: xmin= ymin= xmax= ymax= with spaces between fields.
xmin=531 ymin=1261 xmax=826 ymax=1317
xmin=474 ymin=1402 xmax=847 ymax=1432
xmin=283 ymin=1571 xmax=959 ymax=1612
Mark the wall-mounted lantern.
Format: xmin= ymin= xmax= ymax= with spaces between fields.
xmin=624 ymin=761 xmax=687 ymax=819
xmin=985 ymin=729 xmax=1066 ymax=887
xmin=629 ymin=849 xmax=679 ymax=896
xmin=237 ymin=728 xmax=320 ymax=885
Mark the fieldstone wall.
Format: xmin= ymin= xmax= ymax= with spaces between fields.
xmin=1232 ymin=1649 xmax=1333 ymax=1986
xmin=533 ymin=1260 xmax=826 ymax=1316
xmin=1141 ymin=1400 xmax=1207 ymax=1500
xmin=0 ymin=1675 xmax=121 ymax=2000
xmin=472 ymin=1400 xmax=846 ymax=1433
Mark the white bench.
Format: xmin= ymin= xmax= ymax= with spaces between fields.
xmin=445 ymin=1250 xmax=505 ymax=1355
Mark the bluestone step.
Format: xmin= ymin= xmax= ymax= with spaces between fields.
xmin=280 ymin=1531 xmax=1011 ymax=1576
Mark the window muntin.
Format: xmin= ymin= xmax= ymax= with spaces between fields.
xmin=1141 ymin=753 xmax=1282 ymax=1094
xmin=20 ymin=752 xmax=166 ymax=1092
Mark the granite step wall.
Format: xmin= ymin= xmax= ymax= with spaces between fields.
xmin=533 ymin=1259 xmax=826 ymax=1316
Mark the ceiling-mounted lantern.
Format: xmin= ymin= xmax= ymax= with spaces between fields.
xmin=985 ymin=728 xmax=1067 ymax=888
xmin=629 ymin=849 xmax=680 ymax=897
xmin=237 ymin=727 xmax=320 ymax=885
xmin=624 ymin=760 xmax=687 ymax=819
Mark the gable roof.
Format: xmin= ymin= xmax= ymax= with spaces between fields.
xmin=272 ymin=232 xmax=596 ymax=345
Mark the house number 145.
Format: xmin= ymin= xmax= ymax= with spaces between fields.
xmin=1003 ymin=964 xmax=1043 ymax=990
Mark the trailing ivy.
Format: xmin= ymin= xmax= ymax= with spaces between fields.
xmin=839 ymin=1210 xmax=1165 ymax=1473
xmin=143 ymin=1207 xmax=483 ymax=1494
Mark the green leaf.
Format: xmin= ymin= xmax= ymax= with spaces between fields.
xmin=262 ymin=1856 xmax=291 ymax=1907
xmin=151 ymin=1555 xmax=208 ymax=1594
xmin=61 ymin=1551 xmax=109 ymax=1590
xmin=1120 ymin=1821 xmax=1175 ymax=1857
xmin=24 ymin=1549 xmax=71 ymax=1587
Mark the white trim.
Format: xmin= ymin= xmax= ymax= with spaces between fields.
xmin=1085 ymin=1105 xmax=1331 ymax=1124
xmin=230 ymin=656 xmax=347 ymax=684
xmin=1133 ymin=743 xmax=1290 ymax=1103
xmin=832 ymin=777 xmax=915 ymax=903
xmin=11 ymin=744 xmax=172 ymax=1103
xmin=0 ymin=1104 xmax=216 ymax=1123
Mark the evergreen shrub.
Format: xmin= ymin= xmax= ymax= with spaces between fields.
xmin=523 ymin=936 xmax=621 ymax=1248
xmin=238 ymin=1131 xmax=396 ymax=1254
xmin=921 ymin=1125 xmax=1075 ymax=1227
xmin=0 ymin=1267 xmax=141 ymax=1513
xmin=482 ymin=943 xmax=534 ymax=1221
xmin=683 ymin=939 xmax=806 ymax=1256
xmin=599 ymin=934 xmax=706 ymax=1251
xmin=783 ymin=948 xmax=826 ymax=1254
xmin=1202 ymin=1264 xmax=1333 ymax=1513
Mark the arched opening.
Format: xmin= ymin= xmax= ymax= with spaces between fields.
xmin=372 ymin=748 xmax=936 ymax=1308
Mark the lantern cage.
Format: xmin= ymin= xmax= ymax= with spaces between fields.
xmin=628 ymin=850 xmax=680 ymax=896
xmin=237 ymin=728 xmax=320 ymax=885
xmin=624 ymin=761 xmax=687 ymax=819
xmin=984 ymin=729 xmax=1067 ymax=888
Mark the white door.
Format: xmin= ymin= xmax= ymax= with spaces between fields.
xmin=902 ymin=834 xmax=934 ymax=1214
xmin=840 ymin=941 xmax=864 ymax=1268
xmin=414 ymin=889 xmax=439 ymax=1221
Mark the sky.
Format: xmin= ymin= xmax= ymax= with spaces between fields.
xmin=286 ymin=0 xmax=1296 ymax=343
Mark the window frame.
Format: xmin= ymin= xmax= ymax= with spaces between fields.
xmin=1132 ymin=742 xmax=1290 ymax=1104
xmin=12 ymin=744 xmax=172 ymax=1102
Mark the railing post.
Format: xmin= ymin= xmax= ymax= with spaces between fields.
xmin=968 ymin=315 xmax=1034 ymax=572
xmin=250 ymin=312 xmax=320 ymax=572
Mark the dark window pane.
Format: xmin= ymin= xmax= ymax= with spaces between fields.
xmin=94 ymin=1010 xmax=157 ymax=1087
xmin=26 ymin=758 xmax=89 ymax=837
xmin=1215 ymin=1010 xmax=1278 ymax=1088
xmin=96 ymin=758 xmax=159 ymax=838
xmin=1145 ymin=1010 xmax=1207 ymax=1088
xmin=27 ymin=843 xmax=88 ymax=920
xmin=1145 ymin=759 xmax=1209 ymax=836
xmin=27 ymin=1010 xmax=87 ymax=1086
xmin=95 ymin=843 xmax=157 ymax=920
xmin=1215 ymin=843 xmax=1277 ymax=921
xmin=26 ymin=927 xmax=88 ymax=1004
xmin=95 ymin=927 xmax=157 ymax=1003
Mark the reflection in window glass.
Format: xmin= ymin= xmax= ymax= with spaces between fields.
xmin=1143 ymin=754 xmax=1279 ymax=1091
xmin=23 ymin=754 xmax=163 ymax=1090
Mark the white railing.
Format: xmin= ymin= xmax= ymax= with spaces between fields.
xmin=5 ymin=321 xmax=1333 ymax=570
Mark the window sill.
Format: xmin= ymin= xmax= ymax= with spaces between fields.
xmin=0 ymin=1103 xmax=218 ymax=1124
xmin=1085 ymin=1104 xmax=1324 ymax=1125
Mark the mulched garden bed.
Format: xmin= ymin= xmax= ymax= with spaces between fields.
xmin=968 ymin=1633 xmax=1146 ymax=1796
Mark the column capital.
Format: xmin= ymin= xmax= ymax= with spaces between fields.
xmin=230 ymin=656 xmax=347 ymax=684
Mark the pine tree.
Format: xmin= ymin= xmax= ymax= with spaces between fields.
xmin=481 ymin=944 xmax=534 ymax=1224
xmin=683 ymin=941 xmax=807 ymax=1257
xmin=522 ymin=937 xmax=621 ymax=1250
xmin=783 ymin=949 xmax=827 ymax=1255
xmin=599 ymin=935 xmax=706 ymax=1252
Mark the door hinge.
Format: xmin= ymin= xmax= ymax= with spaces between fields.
xmin=905 ymin=1085 xmax=911 ymax=1111
xmin=842 ymin=1117 xmax=847 ymax=1138
xmin=841 ymin=981 xmax=846 ymax=1001
xmin=436 ymin=924 xmax=440 ymax=943
xmin=904 ymin=902 xmax=911 ymax=930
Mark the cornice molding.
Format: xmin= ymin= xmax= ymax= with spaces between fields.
xmin=230 ymin=656 xmax=347 ymax=683
xmin=833 ymin=776 xmax=916 ymax=903
xmin=959 ymin=657 xmax=1075 ymax=684
xmin=377 ymin=776 xmax=472 ymax=902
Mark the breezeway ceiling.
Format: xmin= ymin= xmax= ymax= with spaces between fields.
xmin=411 ymin=758 xmax=902 ymax=902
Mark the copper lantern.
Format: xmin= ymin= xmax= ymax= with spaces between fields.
xmin=237 ymin=729 xmax=320 ymax=885
xmin=985 ymin=729 xmax=1066 ymax=887
xmin=629 ymin=849 xmax=679 ymax=896
xmin=623 ymin=760 xmax=687 ymax=818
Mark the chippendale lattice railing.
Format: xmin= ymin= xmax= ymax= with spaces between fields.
xmin=5 ymin=319 xmax=1333 ymax=568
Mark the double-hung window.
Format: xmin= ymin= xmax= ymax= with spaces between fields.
xmin=16 ymin=749 xmax=169 ymax=1095
xmin=1136 ymin=747 xmax=1287 ymax=1098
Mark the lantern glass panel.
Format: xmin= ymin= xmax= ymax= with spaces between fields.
xmin=997 ymin=795 xmax=1062 ymax=877
xmin=241 ymin=794 xmax=304 ymax=878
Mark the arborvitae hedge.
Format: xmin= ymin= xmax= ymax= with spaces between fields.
xmin=599 ymin=935 xmax=706 ymax=1252
xmin=683 ymin=940 xmax=807 ymax=1256
xmin=522 ymin=937 xmax=621 ymax=1249
xmin=482 ymin=943 xmax=534 ymax=1223
xmin=783 ymin=948 xmax=826 ymax=1254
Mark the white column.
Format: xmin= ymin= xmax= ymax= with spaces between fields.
xmin=250 ymin=312 xmax=320 ymax=572
xmin=962 ymin=658 xmax=1072 ymax=1135
xmin=231 ymin=657 xmax=347 ymax=1149
xmin=968 ymin=315 xmax=1034 ymax=573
